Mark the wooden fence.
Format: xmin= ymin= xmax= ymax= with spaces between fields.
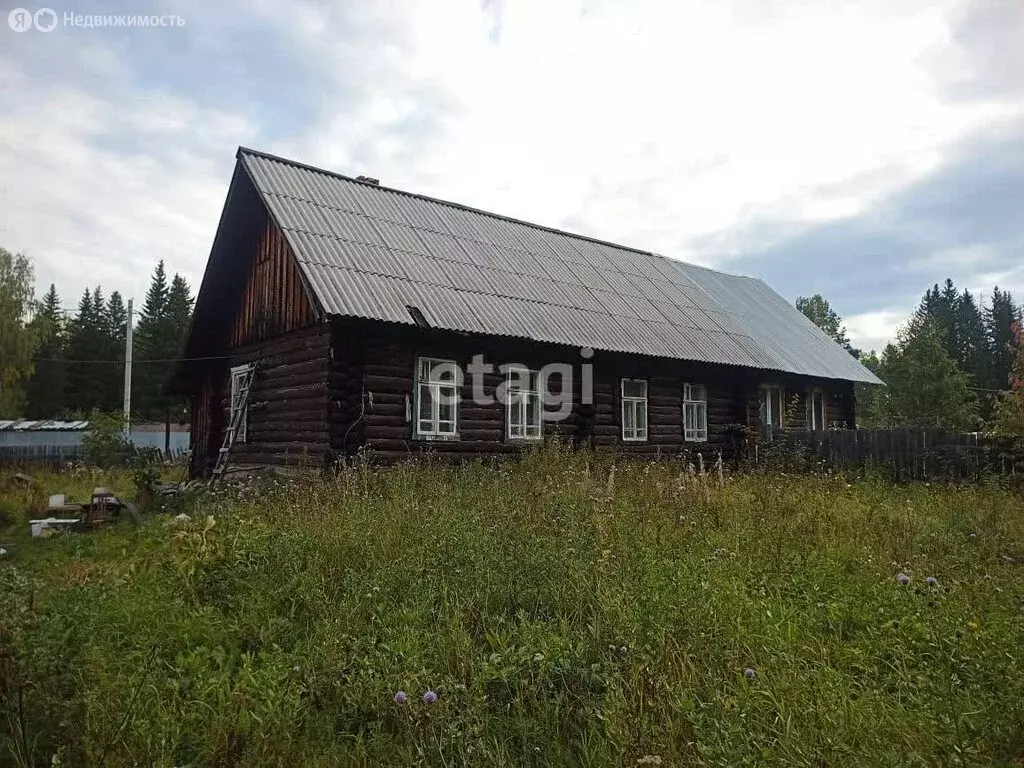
xmin=762 ymin=428 xmax=1023 ymax=481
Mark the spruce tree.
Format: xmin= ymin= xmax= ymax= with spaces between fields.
xmin=25 ymin=283 xmax=66 ymax=418
xmin=985 ymin=286 xmax=1021 ymax=391
xmin=65 ymin=287 xmax=104 ymax=413
xmin=133 ymin=261 xmax=171 ymax=419
xmin=103 ymin=291 xmax=128 ymax=412
xmin=953 ymin=289 xmax=989 ymax=411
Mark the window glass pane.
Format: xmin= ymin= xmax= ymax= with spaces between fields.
xmin=623 ymin=380 xmax=646 ymax=398
xmin=438 ymin=392 xmax=456 ymax=423
xmin=526 ymin=393 xmax=540 ymax=431
xmin=623 ymin=401 xmax=635 ymax=433
xmin=684 ymin=403 xmax=694 ymax=431
xmin=418 ymin=384 xmax=433 ymax=422
xmin=508 ymin=394 xmax=523 ymax=428
xmin=637 ymin=402 xmax=647 ymax=431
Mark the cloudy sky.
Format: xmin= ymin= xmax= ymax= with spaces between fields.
xmin=1 ymin=0 xmax=1021 ymax=353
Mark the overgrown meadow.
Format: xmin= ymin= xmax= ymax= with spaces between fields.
xmin=1 ymin=447 xmax=1023 ymax=767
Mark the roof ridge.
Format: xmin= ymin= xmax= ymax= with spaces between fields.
xmin=236 ymin=146 xmax=747 ymax=280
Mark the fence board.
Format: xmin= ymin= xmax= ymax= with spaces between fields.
xmin=763 ymin=428 xmax=1022 ymax=481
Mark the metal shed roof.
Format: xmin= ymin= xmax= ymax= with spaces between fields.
xmin=232 ymin=147 xmax=881 ymax=384
xmin=0 ymin=419 xmax=90 ymax=431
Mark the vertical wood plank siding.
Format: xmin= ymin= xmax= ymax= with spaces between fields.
xmin=230 ymin=217 xmax=315 ymax=347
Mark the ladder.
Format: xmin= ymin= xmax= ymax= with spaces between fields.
xmin=210 ymin=364 xmax=257 ymax=485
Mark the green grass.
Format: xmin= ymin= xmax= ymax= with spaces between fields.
xmin=1 ymin=447 xmax=1023 ymax=766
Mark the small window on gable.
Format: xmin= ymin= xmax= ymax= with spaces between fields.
xmin=414 ymin=357 xmax=460 ymax=439
xmin=760 ymin=384 xmax=785 ymax=432
xmin=230 ymin=364 xmax=253 ymax=444
xmin=507 ymin=367 xmax=543 ymax=440
xmin=621 ymin=379 xmax=648 ymax=442
xmin=683 ymin=383 xmax=707 ymax=442
xmin=807 ymin=389 xmax=827 ymax=430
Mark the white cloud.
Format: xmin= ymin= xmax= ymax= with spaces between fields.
xmin=0 ymin=0 xmax=1021 ymax=342
xmin=0 ymin=58 xmax=256 ymax=306
xmin=845 ymin=308 xmax=911 ymax=354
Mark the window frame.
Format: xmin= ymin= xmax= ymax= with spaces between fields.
xmin=760 ymin=384 xmax=785 ymax=431
xmin=229 ymin=363 xmax=253 ymax=444
xmin=505 ymin=367 xmax=543 ymax=441
xmin=807 ymin=388 xmax=827 ymax=431
xmin=682 ymin=382 xmax=708 ymax=442
xmin=413 ymin=356 xmax=460 ymax=440
xmin=620 ymin=378 xmax=649 ymax=442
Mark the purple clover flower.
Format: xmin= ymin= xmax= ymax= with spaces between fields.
xmin=422 ymin=690 xmax=438 ymax=704
xmin=394 ymin=690 xmax=408 ymax=705
xmin=925 ymin=576 xmax=938 ymax=586
xmin=743 ymin=668 xmax=756 ymax=680
xmin=895 ymin=572 xmax=911 ymax=586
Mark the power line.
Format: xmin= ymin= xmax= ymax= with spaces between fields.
xmin=32 ymin=354 xmax=230 ymax=364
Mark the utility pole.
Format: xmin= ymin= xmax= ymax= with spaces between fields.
xmin=123 ymin=299 xmax=133 ymax=439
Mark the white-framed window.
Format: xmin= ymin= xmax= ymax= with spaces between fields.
xmin=807 ymin=389 xmax=827 ymax=430
xmin=760 ymin=384 xmax=785 ymax=430
xmin=229 ymin=364 xmax=253 ymax=443
xmin=683 ymin=383 xmax=708 ymax=442
xmin=621 ymin=379 xmax=648 ymax=441
xmin=506 ymin=367 xmax=543 ymax=440
xmin=414 ymin=357 xmax=459 ymax=439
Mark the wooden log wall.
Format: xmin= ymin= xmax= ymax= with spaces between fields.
xmin=336 ymin=320 xmax=858 ymax=462
xmin=197 ymin=324 xmax=331 ymax=474
xmin=590 ymin=353 xmax=746 ymax=459
xmin=342 ymin=321 xmax=583 ymax=461
xmin=229 ymin=215 xmax=315 ymax=347
xmin=328 ymin=319 xmax=367 ymax=459
xmin=741 ymin=376 xmax=855 ymax=433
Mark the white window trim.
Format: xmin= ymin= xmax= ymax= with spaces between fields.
xmin=807 ymin=388 xmax=827 ymax=431
xmin=621 ymin=378 xmax=648 ymax=442
xmin=683 ymin=382 xmax=708 ymax=442
xmin=229 ymin=364 xmax=253 ymax=444
xmin=413 ymin=356 xmax=460 ymax=440
xmin=506 ymin=367 xmax=543 ymax=441
xmin=760 ymin=384 xmax=785 ymax=430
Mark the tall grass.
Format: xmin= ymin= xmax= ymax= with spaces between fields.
xmin=1 ymin=446 xmax=1022 ymax=766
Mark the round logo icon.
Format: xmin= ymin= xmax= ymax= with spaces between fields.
xmin=34 ymin=8 xmax=58 ymax=32
xmin=8 ymin=8 xmax=33 ymax=31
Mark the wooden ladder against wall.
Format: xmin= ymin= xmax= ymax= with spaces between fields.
xmin=209 ymin=363 xmax=257 ymax=486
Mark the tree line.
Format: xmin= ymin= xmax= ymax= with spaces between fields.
xmin=798 ymin=281 xmax=1023 ymax=434
xmin=0 ymin=247 xmax=194 ymax=423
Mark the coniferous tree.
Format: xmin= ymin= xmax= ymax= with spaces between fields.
xmin=65 ymin=288 xmax=96 ymax=413
xmin=133 ymin=261 xmax=170 ymax=419
xmin=985 ymin=286 xmax=1021 ymax=392
xmin=103 ymin=291 xmax=128 ymax=412
xmin=25 ymin=283 xmax=67 ymax=418
xmin=955 ymin=289 xmax=988 ymax=380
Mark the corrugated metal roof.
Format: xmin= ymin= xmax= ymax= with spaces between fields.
xmin=236 ymin=148 xmax=882 ymax=384
xmin=0 ymin=419 xmax=90 ymax=431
